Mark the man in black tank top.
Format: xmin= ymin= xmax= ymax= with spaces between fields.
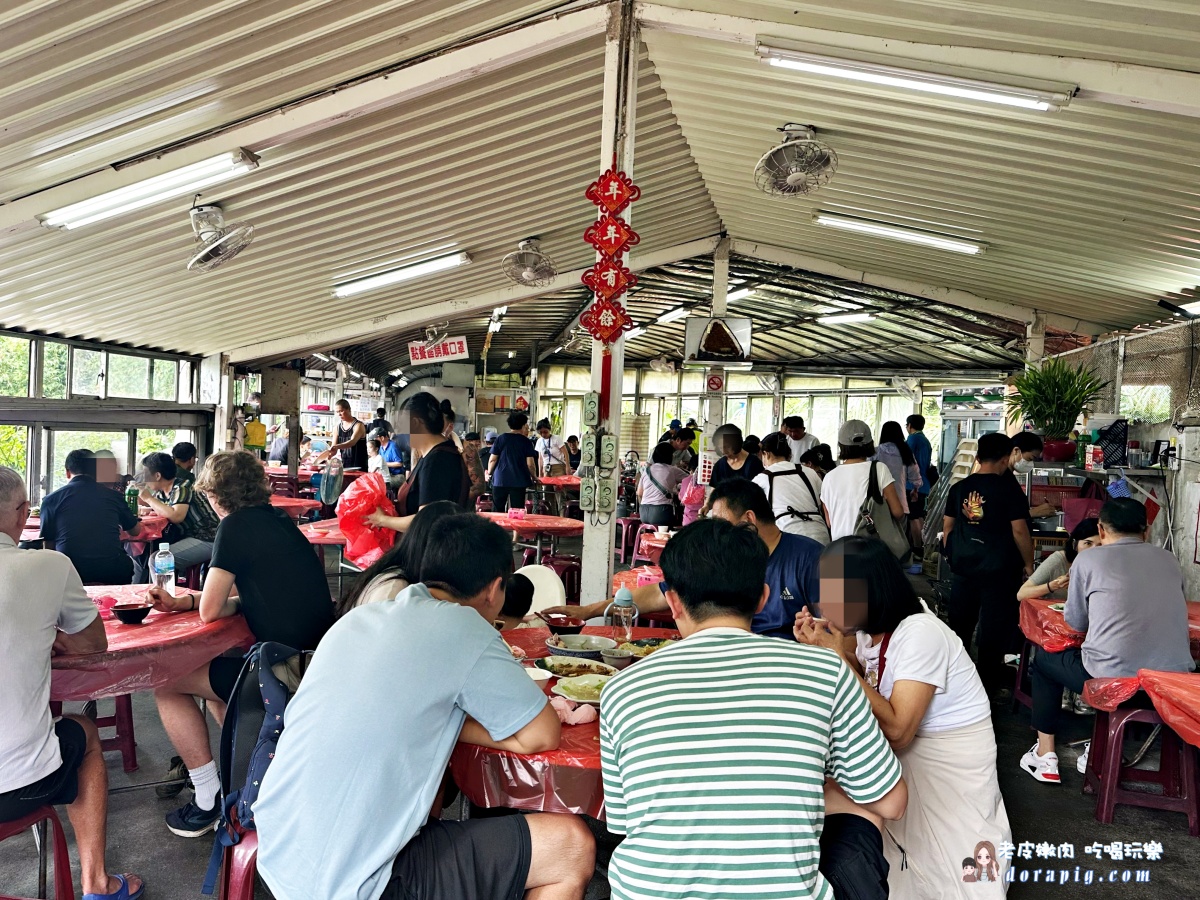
xmin=323 ymin=399 xmax=367 ymax=470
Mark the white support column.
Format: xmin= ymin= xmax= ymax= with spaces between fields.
xmin=581 ymin=0 xmax=638 ymax=605
xmin=1025 ymin=312 xmax=1047 ymax=370
xmin=703 ymin=237 xmax=731 ymax=455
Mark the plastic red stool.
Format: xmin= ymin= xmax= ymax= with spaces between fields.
xmin=1011 ymin=639 xmax=1034 ymax=712
xmin=0 ymin=805 xmax=75 ymax=900
xmin=613 ymin=517 xmax=641 ymax=564
xmin=520 ymin=547 xmax=537 ymax=568
xmin=542 ymin=557 xmax=582 ymax=606
xmin=50 ymin=699 xmax=137 ymax=773
xmin=1083 ymin=693 xmax=1199 ymax=835
xmin=563 ymin=500 xmax=582 ymax=520
xmin=629 ymin=524 xmax=659 ymax=567
xmin=640 ymin=610 xmax=677 ymax=629
xmin=218 ymin=827 xmax=258 ymax=900
xmin=475 ymin=496 xmax=493 ymax=513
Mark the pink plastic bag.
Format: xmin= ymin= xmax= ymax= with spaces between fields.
xmin=336 ymin=472 xmax=397 ymax=569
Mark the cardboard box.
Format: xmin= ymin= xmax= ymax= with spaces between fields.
xmin=476 ymin=396 xmax=495 ymax=413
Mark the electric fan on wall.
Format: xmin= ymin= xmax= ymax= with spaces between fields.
xmin=754 ymin=124 xmax=838 ymax=198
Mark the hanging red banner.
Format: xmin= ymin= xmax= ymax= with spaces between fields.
xmin=582 ymin=259 xmax=637 ymax=302
xmin=580 ymin=296 xmax=634 ymax=345
xmin=585 ymin=167 xmax=641 ymax=216
xmin=584 ymin=214 xmax=640 ymax=259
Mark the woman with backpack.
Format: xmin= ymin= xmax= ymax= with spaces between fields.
xmin=753 ymin=432 xmax=830 ymax=545
xmin=637 ymin=442 xmax=688 ymax=526
xmin=819 ymin=420 xmax=906 ymax=542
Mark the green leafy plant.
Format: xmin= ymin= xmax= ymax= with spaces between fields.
xmin=1005 ymin=358 xmax=1110 ymax=440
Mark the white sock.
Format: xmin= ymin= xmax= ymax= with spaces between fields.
xmin=189 ymin=761 xmax=220 ymax=811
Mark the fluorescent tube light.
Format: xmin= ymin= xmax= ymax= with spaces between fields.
xmin=554 ymin=345 xmax=564 ymax=354
xmin=626 ymin=327 xmax=647 ymax=340
xmin=488 ymin=320 xmax=502 ymax=333
xmin=40 ymin=150 xmax=259 ymax=230
xmin=818 ymin=312 xmax=876 ymax=324
xmin=332 ymin=251 xmax=471 ymax=298
xmin=507 ymin=351 xmax=516 ymax=359
xmin=397 ymin=378 xmax=409 ymax=388
xmin=758 ymin=45 xmax=1072 ymax=112
xmin=1158 ymin=299 xmax=1198 ymax=320
xmin=388 ymin=368 xmax=403 ymax=376
xmin=726 ymin=288 xmax=754 ymax=303
xmin=313 ymin=353 xmax=330 ymax=362
xmin=656 ymin=307 xmax=691 ymax=324
xmin=492 ymin=306 xmax=508 ymax=318
xmin=814 ymin=213 xmax=984 ymax=255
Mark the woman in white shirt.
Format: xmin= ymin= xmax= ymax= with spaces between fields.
xmin=819 ymin=420 xmax=905 ymax=541
xmin=637 ymin=442 xmax=687 ymax=526
xmin=796 ymin=536 xmax=1012 ymax=899
xmin=752 ymin=432 xmax=830 ymax=545
xmin=534 ymin=419 xmax=568 ymax=477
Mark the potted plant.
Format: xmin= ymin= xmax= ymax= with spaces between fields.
xmin=1005 ymin=358 xmax=1110 ymax=462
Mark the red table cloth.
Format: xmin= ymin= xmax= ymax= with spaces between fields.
xmin=299 ymin=520 xmax=347 ymax=546
xmin=637 ymin=532 xmax=670 ymax=564
xmin=612 ymin=566 xmax=663 ymax=594
xmin=270 ymin=496 xmax=322 ymax=517
xmin=50 ymin=585 xmax=254 ymax=701
xmin=449 ymin=625 xmax=679 ymax=818
xmin=1021 ymin=599 xmax=1200 ymax=657
xmin=479 ymin=512 xmax=584 ymax=539
xmin=1082 ymin=670 xmax=1200 ymax=750
xmin=265 ymin=466 xmax=365 ymax=486
xmin=22 ymin=513 xmax=168 ymax=545
xmin=539 ymin=476 xmax=581 ymax=488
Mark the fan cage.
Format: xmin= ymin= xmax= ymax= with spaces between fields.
xmin=754 ymin=137 xmax=839 ymax=198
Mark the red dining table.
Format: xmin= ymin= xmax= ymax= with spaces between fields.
xmin=479 ymin=512 xmax=583 ymax=563
xmin=270 ymin=495 xmax=322 ymax=519
xmin=449 ymin=625 xmax=679 ymax=818
xmin=22 ymin=513 xmax=169 ymax=546
xmin=1020 ymin=598 xmax=1200 ymax=657
xmin=636 ymin=532 xmax=671 ymax=565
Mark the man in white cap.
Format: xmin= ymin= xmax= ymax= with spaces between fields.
xmin=818 ymin=420 xmax=905 ymax=541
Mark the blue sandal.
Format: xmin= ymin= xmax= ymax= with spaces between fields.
xmin=83 ymin=873 xmax=145 ymax=900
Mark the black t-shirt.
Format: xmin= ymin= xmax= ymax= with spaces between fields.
xmin=39 ymin=475 xmax=138 ymax=566
xmin=403 ymin=440 xmax=470 ymax=515
xmin=710 ymin=453 xmax=765 ymax=488
xmin=945 ymin=473 xmax=1029 ymax=568
xmin=209 ymin=505 xmax=333 ymax=650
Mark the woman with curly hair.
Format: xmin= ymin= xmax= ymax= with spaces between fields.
xmin=145 ymin=450 xmax=334 ymax=839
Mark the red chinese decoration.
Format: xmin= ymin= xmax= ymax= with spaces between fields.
xmin=581 ymin=158 xmax=642 ymax=413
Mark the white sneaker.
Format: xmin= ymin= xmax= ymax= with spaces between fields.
xmin=1020 ymin=743 xmax=1061 ymax=783
xmin=1077 ymin=740 xmax=1091 ymax=774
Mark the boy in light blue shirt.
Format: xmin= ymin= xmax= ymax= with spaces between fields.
xmin=255 ymin=515 xmax=594 ymax=900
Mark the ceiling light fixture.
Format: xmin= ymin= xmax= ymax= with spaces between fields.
xmin=1158 ymin=299 xmax=1199 ymax=320
xmin=332 ymin=251 xmax=471 ymax=298
xmin=757 ymin=45 xmax=1073 ymax=111
xmin=387 ymin=368 xmax=403 ymax=376
xmin=488 ymin=320 xmax=502 ymax=333
xmin=814 ymin=212 xmax=984 ymax=255
xmin=554 ymin=345 xmax=564 ymax=354
xmin=39 ymin=150 xmax=259 ymax=230
xmin=626 ymin=326 xmax=647 ymax=340
xmin=507 ymin=351 xmax=516 ymax=359
xmin=313 ymin=353 xmax=330 ymax=362
xmin=818 ymin=312 xmax=876 ymax=324
xmin=492 ymin=306 xmax=508 ymax=318
xmin=726 ymin=288 xmax=754 ymax=303
xmin=656 ymin=307 xmax=691 ymax=324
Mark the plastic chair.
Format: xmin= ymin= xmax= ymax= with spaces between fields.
xmin=1082 ymin=689 xmax=1200 ymax=835
xmin=613 ymin=516 xmax=640 ymax=564
xmin=629 ymin=523 xmax=660 ymax=567
xmin=48 ymin=700 xmax=136 ymax=774
xmin=514 ymin=565 xmax=567 ymax=611
xmin=541 ymin=556 xmax=582 ymax=607
xmin=475 ymin=496 xmax=493 ymax=513
xmin=217 ymin=825 xmax=258 ymax=900
xmin=0 ymin=805 xmax=75 ymax=900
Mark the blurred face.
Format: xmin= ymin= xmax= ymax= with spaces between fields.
xmin=718 ymin=436 xmax=739 ymax=458
xmin=670 ymin=436 xmax=687 ymax=449
xmin=95 ymin=456 xmax=120 ymax=483
xmin=785 ymin=425 xmax=804 ymax=440
xmin=1074 ymin=534 xmax=1100 ymax=554
xmin=336 ymin=404 xmax=353 ymax=422
xmin=818 ymin=554 xmax=870 ymax=634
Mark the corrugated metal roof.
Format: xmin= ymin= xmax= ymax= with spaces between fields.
xmin=655 ymin=0 xmax=1200 ymax=72
xmin=0 ymin=38 xmax=719 ymax=354
xmin=0 ymin=0 xmax=572 ymax=201
xmin=641 ymin=25 xmax=1200 ymax=330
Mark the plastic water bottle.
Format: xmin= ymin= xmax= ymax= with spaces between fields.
xmin=152 ymin=543 xmax=176 ymax=597
xmin=605 ymin=586 xmax=638 ymax=643
xmin=124 ymin=483 xmax=139 ymax=516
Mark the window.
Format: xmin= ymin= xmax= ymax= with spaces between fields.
xmin=920 ymin=395 xmax=942 ymax=461
xmin=641 ymin=370 xmax=677 ymax=394
xmin=783 ymin=395 xmax=812 ymax=422
xmin=810 ymin=396 xmax=841 ymax=447
xmin=46 ymin=430 xmax=129 ymax=494
xmin=107 ymin=353 xmax=151 ymax=399
xmin=71 ymin=349 xmax=104 ymax=397
xmin=725 ymin=396 xmax=747 ymax=432
xmin=881 ymin=395 xmax=916 ymax=429
xmin=681 ymin=371 xmax=705 ymax=393
xmin=679 ymin=397 xmax=701 ymax=427
xmin=137 ymin=428 xmax=183 ymax=461
xmin=0 ymin=336 xmax=31 ymax=397
xmin=566 ymin=367 xmax=591 ymax=391
xmin=42 ymin=342 xmax=68 ymax=399
xmin=0 ymin=425 xmax=29 ymax=476
xmin=153 ymin=360 xmax=178 ymax=402
xmin=748 ymin=396 xmax=775 ymax=437
xmin=784 ymin=376 xmax=844 ymax=390
xmin=846 ymin=395 xmax=879 ymax=436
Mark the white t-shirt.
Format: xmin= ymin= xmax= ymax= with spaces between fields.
xmin=639 ymin=464 xmax=686 ymax=507
xmin=856 ymin=607 xmax=991 ymax=733
xmin=820 ymin=460 xmax=895 ymax=541
xmin=752 ymin=463 xmax=830 ymax=544
xmin=787 ymin=432 xmax=821 ymax=463
xmin=535 ymin=435 xmax=567 ymax=470
xmin=367 ymin=454 xmax=386 ymax=475
xmin=0 ymin=535 xmax=98 ymax=793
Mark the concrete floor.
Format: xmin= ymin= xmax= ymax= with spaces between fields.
xmin=5 ymin=555 xmax=1199 ymax=899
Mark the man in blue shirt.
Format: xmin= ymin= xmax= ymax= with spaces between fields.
xmin=255 ymin=515 xmax=594 ymax=900
xmin=40 ymin=448 xmax=142 ymax=584
xmin=371 ymin=429 xmax=406 ymax=488
xmin=906 ymin=414 xmax=934 ymax=545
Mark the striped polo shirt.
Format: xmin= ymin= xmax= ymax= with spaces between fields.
xmin=600 ymin=627 xmax=902 ymax=900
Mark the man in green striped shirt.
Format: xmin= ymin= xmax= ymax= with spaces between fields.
xmin=600 ymin=519 xmax=907 ymax=900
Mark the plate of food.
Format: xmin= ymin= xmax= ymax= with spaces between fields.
xmin=545 ymin=634 xmax=618 ymax=659
xmin=1048 ymin=602 xmax=1066 ymax=613
xmin=618 ymin=637 xmax=678 ymax=658
xmin=551 ymin=674 xmax=611 ymax=706
xmin=535 ymin=656 xmax=618 ymax=678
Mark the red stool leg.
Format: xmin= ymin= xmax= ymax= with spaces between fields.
xmin=96 ymin=696 xmax=138 ymax=773
xmin=223 ymin=831 xmax=258 ymax=900
xmin=1182 ymin=742 xmax=1200 ymax=837
xmin=48 ymin=808 xmax=75 ymax=900
xmin=1094 ymin=710 xmax=1132 ymax=824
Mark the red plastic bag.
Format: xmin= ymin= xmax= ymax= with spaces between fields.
xmin=336 ymin=472 xmax=396 ymax=569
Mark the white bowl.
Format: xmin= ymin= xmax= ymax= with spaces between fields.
xmin=525 ymin=667 xmax=553 ymax=683
xmin=544 ymin=634 xmax=618 ymax=659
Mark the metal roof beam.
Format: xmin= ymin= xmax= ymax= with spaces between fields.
xmin=729 ymin=238 xmax=1115 ymax=337
xmin=0 ymin=4 xmax=610 ymax=236
xmin=228 ymin=234 xmax=722 ymax=364
xmin=636 ymin=3 xmax=1200 ymax=120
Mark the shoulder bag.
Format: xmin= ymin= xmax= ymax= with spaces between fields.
xmin=854 ymin=463 xmax=911 ymax=563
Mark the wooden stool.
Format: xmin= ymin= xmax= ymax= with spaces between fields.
xmin=1083 ymin=695 xmax=1200 ymax=835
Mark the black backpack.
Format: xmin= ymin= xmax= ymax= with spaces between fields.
xmin=945 ymin=484 xmax=1010 ymax=576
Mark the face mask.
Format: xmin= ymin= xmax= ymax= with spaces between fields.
xmin=1013 ymin=459 xmax=1034 ymax=474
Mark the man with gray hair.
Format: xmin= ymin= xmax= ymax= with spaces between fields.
xmin=0 ymin=467 xmax=145 ymax=898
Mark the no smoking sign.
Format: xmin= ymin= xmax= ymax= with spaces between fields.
xmin=706 ymin=372 xmax=724 ymax=392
